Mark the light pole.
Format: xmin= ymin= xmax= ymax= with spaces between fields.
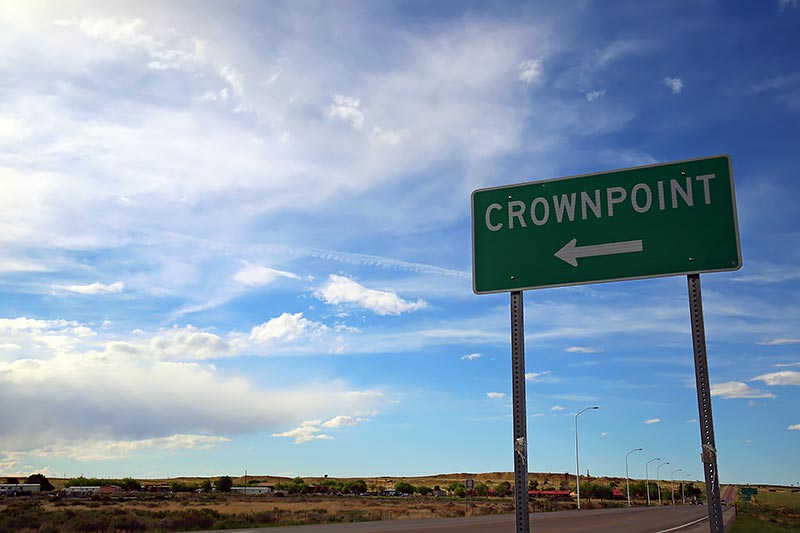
xmin=671 ymin=469 xmax=682 ymax=505
xmin=625 ymin=448 xmax=642 ymax=507
xmin=681 ymin=474 xmax=690 ymax=504
xmin=645 ymin=458 xmax=660 ymax=506
xmin=575 ymin=406 xmax=599 ymax=510
xmin=657 ymin=462 xmax=670 ymax=505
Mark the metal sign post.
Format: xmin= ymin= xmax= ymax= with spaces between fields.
xmin=688 ymin=274 xmax=724 ymax=532
xmin=510 ymin=291 xmax=530 ymax=533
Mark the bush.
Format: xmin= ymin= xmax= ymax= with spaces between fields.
xmin=495 ymin=481 xmax=512 ymax=497
xmin=417 ymin=485 xmax=433 ymax=496
xmin=394 ymin=481 xmax=415 ymax=495
xmin=343 ymin=480 xmax=367 ymax=494
xmin=214 ymin=476 xmax=233 ymax=492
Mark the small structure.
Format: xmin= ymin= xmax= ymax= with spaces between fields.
xmin=64 ymin=486 xmax=101 ymax=497
xmin=144 ymin=484 xmax=170 ymax=493
xmin=0 ymin=484 xmax=41 ymax=496
xmin=231 ymin=486 xmax=272 ymax=495
xmin=528 ymin=490 xmax=573 ymax=501
xmin=99 ymin=485 xmax=122 ymax=495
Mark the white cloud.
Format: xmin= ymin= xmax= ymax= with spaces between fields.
xmin=327 ymin=95 xmax=365 ymax=130
xmin=148 ymin=325 xmax=230 ymax=360
xmin=198 ymin=88 xmax=229 ymax=102
xmin=601 ymin=432 xmax=608 ymax=437
xmin=0 ymin=115 xmax=29 ymax=143
xmin=645 ymin=418 xmax=661 ymax=424
xmin=789 ymin=424 xmax=800 ymax=431
xmin=233 ymin=261 xmax=300 ymax=287
xmin=663 ymin=76 xmax=684 ymax=94
xmin=52 ymin=16 xmax=204 ymax=71
xmin=686 ymin=418 xmax=698 ymax=423
xmin=273 ymin=414 xmax=363 ymax=444
xmin=321 ymin=415 xmax=358 ymax=428
xmin=550 ymin=405 xmax=564 ymax=411
xmin=368 ymin=127 xmax=403 ymax=146
xmin=525 ymin=371 xmax=552 ymax=381
xmin=272 ymin=421 xmax=333 ymax=444
xmin=462 ymin=353 xmax=482 ymax=361
xmin=250 ymin=312 xmax=327 ymax=345
xmin=586 ymin=89 xmax=606 ymax=102
xmin=773 ymin=362 xmax=800 ymax=368
xmin=0 ymin=321 xmax=386 ymax=452
xmin=219 ymin=65 xmax=245 ymax=98
xmin=519 ymin=57 xmax=544 ymax=83
xmin=778 ymin=0 xmax=797 ymax=11
xmin=0 ymin=258 xmax=53 ymax=273
xmin=314 ymin=274 xmax=426 ymax=316
xmin=71 ymin=325 xmax=96 ymax=337
xmin=18 ymin=434 xmax=230 ymax=462
xmin=54 ymin=281 xmax=124 ymax=295
xmin=751 ymin=371 xmax=800 ymax=386
xmin=566 ymin=346 xmax=597 ymax=354
xmin=487 ymin=392 xmax=506 ymax=399
xmin=758 ymin=338 xmax=800 ymax=345
xmin=0 ymin=317 xmax=73 ymax=332
xmin=711 ymin=381 xmax=776 ymax=399
xmin=593 ymin=39 xmax=646 ymax=68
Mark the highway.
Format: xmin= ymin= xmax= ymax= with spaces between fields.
xmin=195 ymin=504 xmax=723 ymax=533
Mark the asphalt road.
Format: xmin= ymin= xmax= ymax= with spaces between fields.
xmin=194 ymin=504 xmax=718 ymax=533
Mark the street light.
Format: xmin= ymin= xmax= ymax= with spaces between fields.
xmin=625 ymin=448 xmax=642 ymax=507
xmin=671 ymin=469 xmax=682 ymax=505
xmin=657 ymin=462 xmax=670 ymax=505
xmin=681 ymin=474 xmax=690 ymax=504
xmin=575 ymin=406 xmax=599 ymax=510
xmin=645 ymin=458 xmax=660 ymax=506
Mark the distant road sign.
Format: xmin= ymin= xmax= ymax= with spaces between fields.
xmin=741 ymin=488 xmax=758 ymax=495
xmin=472 ymin=155 xmax=741 ymax=293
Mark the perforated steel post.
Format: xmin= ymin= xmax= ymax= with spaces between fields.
xmin=510 ymin=291 xmax=530 ymax=533
xmin=687 ymin=274 xmax=724 ymax=532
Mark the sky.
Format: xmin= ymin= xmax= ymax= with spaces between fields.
xmin=1 ymin=0 xmax=799 ymax=487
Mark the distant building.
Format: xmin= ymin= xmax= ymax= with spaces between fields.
xmin=99 ymin=485 xmax=123 ymax=495
xmin=64 ymin=486 xmax=100 ymax=497
xmin=528 ymin=490 xmax=573 ymax=501
xmin=144 ymin=484 xmax=170 ymax=493
xmin=0 ymin=484 xmax=41 ymax=496
xmin=231 ymin=486 xmax=272 ymax=495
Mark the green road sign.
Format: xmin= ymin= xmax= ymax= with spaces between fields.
xmin=471 ymin=155 xmax=741 ymax=293
xmin=741 ymin=488 xmax=758 ymax=495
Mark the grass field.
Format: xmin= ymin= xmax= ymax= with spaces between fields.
xmin=2 ymin=493 xmax=517 ymax=532
xmin=730 ymin=488 xmax=800 ymax=533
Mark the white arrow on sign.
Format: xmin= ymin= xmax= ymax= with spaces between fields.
xmin=555 ymin=238 xmax=643 ymax=267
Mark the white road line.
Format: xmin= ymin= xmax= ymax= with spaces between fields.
xmin=655 ymin=515 xmax=708 ymax=533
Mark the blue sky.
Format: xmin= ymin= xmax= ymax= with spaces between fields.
xmin=1 ymin=0 xmax=798 ymax=487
